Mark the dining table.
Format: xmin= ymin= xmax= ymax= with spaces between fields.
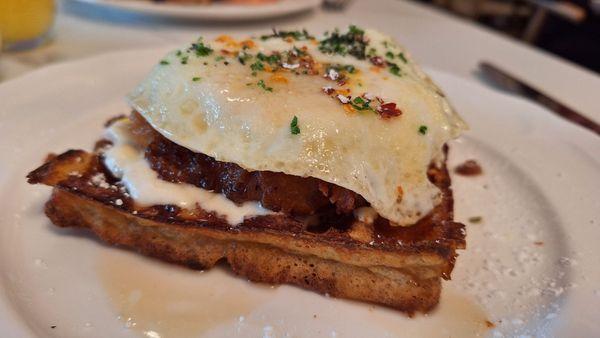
xmin=1 ymin=0 xmax=599 ymax=126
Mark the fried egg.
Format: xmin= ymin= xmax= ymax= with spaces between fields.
xmin=127 ymin=27 xmax=466 ymax=226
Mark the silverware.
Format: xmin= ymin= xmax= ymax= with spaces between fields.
xmin=478 ymin=61 xmax=600 ymax=136
xmin=322 ymin=0 xmax=351 ymax=10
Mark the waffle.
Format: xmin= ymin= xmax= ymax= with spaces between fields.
xmin=27 ymin=144 xmax=464 ymax=313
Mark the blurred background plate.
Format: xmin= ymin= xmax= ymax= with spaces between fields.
xmin=67 ymin=0 xmax=321 ymax=21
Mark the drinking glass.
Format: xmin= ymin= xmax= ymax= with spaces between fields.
xmin=0 ymin=0 xmax=56 ymax=51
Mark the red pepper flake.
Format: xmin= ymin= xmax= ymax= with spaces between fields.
xmin=369 ymin=56 xmax=385 ymax=67
xmin=377 ymin=102 xmax=402 ymax=119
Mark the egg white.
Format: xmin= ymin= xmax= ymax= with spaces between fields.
xmin=127 ymin=29 xmax=466 ymax=226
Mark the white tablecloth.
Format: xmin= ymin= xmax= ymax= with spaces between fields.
xmin=2 ymin=0 xmax=599 ymax=122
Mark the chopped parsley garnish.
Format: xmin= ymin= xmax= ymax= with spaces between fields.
xmin=260 ymin=28 xmax=313 ymax=41
xmin=215 ymin=55 xmax=225 ymax=62
xmin=290 ymin=116 xmax=300 ymax=135
xmin=257 ymin=79 xmax=273 ymax=92
xmin=388 ymin=62 xmax=401 ymax=77
xmin=348 ymin=25 xmax=364 ymax=35
xmin=256 ymin=52 xmax=281 ymax=65
xmin=398 ymin=52 xmax=408 ymax=63
xmin=419 ymin=125 xmax=428 ymax=135
xmin=237 ymin=52 xmax=252 ymax=65
xmin=350 ymin=96 xmax=375 ymax=112
xmin=190 ymin=39 xmax=213 ymax=57
xmin=192 ymin=77 xmax=201 ymax=82
xmin=367 ymin=47 xmax=377 ymax=58
xmin=250 ymin=61 xmax=265 ymax=72
xmin=319 ymin=25 xmax=368 ymax=60
xmin=176 ymin=50 xmax=182 ymax=57
xmin=292 ymin=46 xmax=307 ymax=57
xmin=180 ymin=55 xmax=189 ymax=65
xmin=342 ymin=64 xmax=356 ymax=73
xmin=385 ymin=51 xmax=395 ymax=59
xmin=159 ymin=60 xmax=169 ymax=65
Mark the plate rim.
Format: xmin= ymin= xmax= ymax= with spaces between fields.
xmin=66 ymin=0 xmax=322 ymax=21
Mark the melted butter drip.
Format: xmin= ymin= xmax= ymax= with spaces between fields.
xmin=103 ymin=118 xmax=273 ymax=225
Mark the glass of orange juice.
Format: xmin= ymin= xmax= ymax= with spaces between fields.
xmin=0 ymin=0 xmax=56 ymax=51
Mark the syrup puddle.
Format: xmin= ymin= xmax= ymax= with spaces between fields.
xmin=420 ymin=289 xmax=493 ymax=337
xmin=365 ymin=287 xmax=492 ymax=337
xmin=98 ymin=252 xmax=271 ymax=338
xmin=98 ymin=252 xmax=491 ymax=338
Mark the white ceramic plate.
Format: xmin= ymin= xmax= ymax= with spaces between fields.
xmin=68 ymin=0 xmax=321 ymax=21
xmin=1 ymin=48 xmax=599 ymax=338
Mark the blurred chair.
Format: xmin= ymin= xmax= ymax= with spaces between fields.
xmin=522 ymin=0 xmax=587 ymax=42
xmin=422 ymin=0 xmax=599 ymax=72
xmin=429 ymin=0 xmax=587 ymax=42
xmin=431 ymin=0 xmax=533 ymax=36
xmin=431 ymin=0 xmax=531 ymax=19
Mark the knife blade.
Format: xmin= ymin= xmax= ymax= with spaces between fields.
xmin=478 ymin=61 xmax=600 ymax=136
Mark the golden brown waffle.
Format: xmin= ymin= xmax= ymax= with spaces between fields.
xmin=27 ymin=147 xmax=464 ymax=313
